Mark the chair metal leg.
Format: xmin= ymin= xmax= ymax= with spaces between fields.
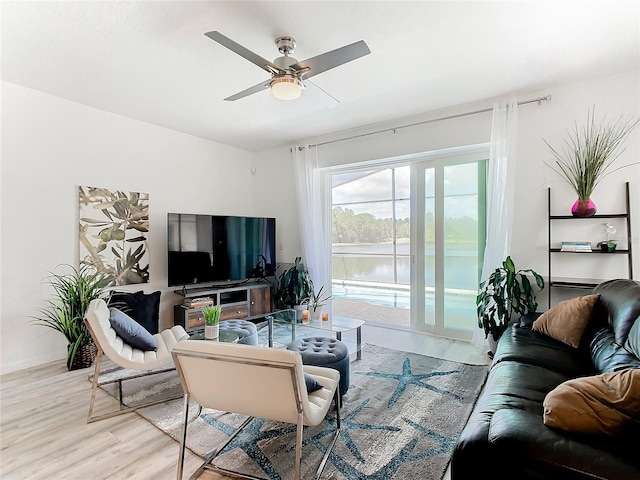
xmin=294 ymin=413 xmax=303 ymax=480
xmin=86 ymin=359 xmax=182 ymax=423
xmin=118 ymin=379 xmax=124 ymax=407
xmin=86 ymin=349 xmax=104 ymax=423
xmin=192 ymin=416 xmax=257 ymax=480
xmin=335 ymin=385 xmax=341 ymax=429
xmin=315 ymin=386 xmax=341 ymax=480
xmin=177 ymin=393 xmax=190 ymax=480
xmin=176 ymin=385 xmax=342 ymax=480
xmin=192 ymin=404 xmax=203 ymax=421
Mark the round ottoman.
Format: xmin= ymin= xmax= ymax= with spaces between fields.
xmin=287 ymin=336 xmax=350 ymax=396
xmin=218 ymin=319 xmax=258 ymax=345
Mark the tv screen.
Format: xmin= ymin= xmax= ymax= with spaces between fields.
xmin=167 ymin=213 xmax=276 ymax=288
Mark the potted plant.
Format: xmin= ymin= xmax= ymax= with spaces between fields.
xmin=544 ymin=107 xmax=639 ymax=217
xmin=477 ymin=256 xmax=545 ymax=355
xmin=275 ymin=257 xmax=315 ymax=319
xmin=597 ymin=240 xmax=618 ymax=253
xmin=597 ymin=223 xmax=618 ymax=252
xmin=202 ymin=305 xmax=221 ymax=339
xmin=305 ymin=284 xmax=331 ymax=320
xmin=33 ymin=264 xmax=113 ymax=370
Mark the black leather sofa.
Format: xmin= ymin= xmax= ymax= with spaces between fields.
xmin=451 ymin=278 xmax=640 ymax=480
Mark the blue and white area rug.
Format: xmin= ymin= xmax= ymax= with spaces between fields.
xmin=130 ymin=345 xmax=488 ymax=480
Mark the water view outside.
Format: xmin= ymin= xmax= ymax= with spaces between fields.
xmin=331 ymin=243 xmax=479 ymax=328
xmin=332 ymin=243 xmax=479 ymax=289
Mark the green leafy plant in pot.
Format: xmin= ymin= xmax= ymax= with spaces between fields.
xmin=596 ymin=223 xmax=618 ymax=252
xmin=275 ymin=257 xmax=315 ymax=318
xmin=33 ymin=264 xmax=113 ymax=370
xmin=596 ymin=240 xmax=617 ymax=253
xmin=544 ymin=107 xmax=639 ymax=217
xmin=477 ymin=256 xmax=545 ymax=354
xmin=202 ymin=305 xmax=221 ymax=339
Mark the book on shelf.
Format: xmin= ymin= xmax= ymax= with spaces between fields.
xmin=183 ymin=297 xmax=213 ymax=308
xmin=560 ymin=241 xmax=592 ymax=252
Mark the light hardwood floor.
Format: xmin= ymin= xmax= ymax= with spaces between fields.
xmin=0 ymin=324 xmax=490 ymax=480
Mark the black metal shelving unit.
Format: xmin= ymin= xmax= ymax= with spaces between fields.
xmin=547 ymin=182 xmax=633 ymax=308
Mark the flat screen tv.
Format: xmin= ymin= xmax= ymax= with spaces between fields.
xmin=167 ymin=213 xmax=276 ymax=288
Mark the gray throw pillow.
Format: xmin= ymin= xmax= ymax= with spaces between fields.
xmin=304 ymin=373 xmax=323 ymax=394
xmin=109 ymin=307 xmax=157 ymax=351
xmin=108 ymin=290 xmax=161 ymax=334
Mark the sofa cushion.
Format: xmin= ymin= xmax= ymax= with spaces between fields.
xmin=109 ymin=307 xmax=158 ymax=351
xmin=532 ymin=294 xmax=599 ymax=348
xmin=543 ymin=369 xmax=640 ymax=435
xmin=590 ymin=327 xmax=640 ymax=373
xmin=494 ymin=324 xmax=595 ymax=377
xmin=593 ymin=279 xmax=640 ymax=345
xmin=623 ymin=319 xmax=640 ymax=358
xmin=486 ymin=408 xmax=640 ymax=480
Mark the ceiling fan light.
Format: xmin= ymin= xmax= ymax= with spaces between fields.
xmin=270 ymin=76 xmax=303 ymax=100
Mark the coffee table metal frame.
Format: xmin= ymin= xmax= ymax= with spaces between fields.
xmin=266 ymin=310 xmax=365 ymax=360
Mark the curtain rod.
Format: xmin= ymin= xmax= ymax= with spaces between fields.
xmin=306 ymin=94 xmax=551 ymax=149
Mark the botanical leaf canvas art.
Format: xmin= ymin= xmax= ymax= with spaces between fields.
xmin=79 ymin=186 xmax=150 ymax=285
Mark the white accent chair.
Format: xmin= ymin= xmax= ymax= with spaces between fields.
xmin=84 ymin=298 xmax=189 ymax=423
xmin=172 ymin=339 xmax=341 ymax=480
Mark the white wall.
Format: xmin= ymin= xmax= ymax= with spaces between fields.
xmin=249 ymin=146 xmax=302 ymax=266
xmin=0 ymin=82 xmax=261 ymax=374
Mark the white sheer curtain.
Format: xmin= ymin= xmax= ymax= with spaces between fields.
xmin=472 ymin=99 xmax=519 ymax=348
xmin=291 ymin=145 xmax=331 ymax=308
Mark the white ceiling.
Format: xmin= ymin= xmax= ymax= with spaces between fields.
xmin=2 ymin=1 xmax=639 ymax=152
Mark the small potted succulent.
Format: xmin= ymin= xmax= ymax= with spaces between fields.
xmin=597 ymin=240 xmax=618 ymax=253
xmin=597 ymin=223 xmax=618 ymax=252
xmin=202 ymin=305 xmax=221 ymax=339
xmin=305 ymin=284 xmax=331 ymax=320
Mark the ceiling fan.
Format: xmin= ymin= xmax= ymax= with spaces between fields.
xmin=204 ymin=31 xmax=371 ymax=101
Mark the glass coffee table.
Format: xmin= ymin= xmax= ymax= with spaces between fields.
xmin=189 ymin=330 xmax=240 ymax=343
xmin=265 ymin=310 xmax=365 ymax=360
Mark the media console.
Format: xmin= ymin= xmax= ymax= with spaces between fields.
xmin=173 ymin=281 xmax=273 ymax=334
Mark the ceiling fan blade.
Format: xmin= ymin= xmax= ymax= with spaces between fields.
xmin=224 ymin=79 xmax=271 ymax=101
xmin=205 ymin=31 xmax=282 ymax=75
xmin=290 ymin=40 xmax=370 ymax=80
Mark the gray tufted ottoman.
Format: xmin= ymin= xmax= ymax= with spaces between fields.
xmin=219 ymin=319 xmax=258 ymax=345
xmin=287 ymin=336 xmax=350 ymax=396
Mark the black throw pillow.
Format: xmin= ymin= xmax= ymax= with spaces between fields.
xmin=109 ymin=307 xmax=158 ymax=351
xmin=304 ymin=373 xmax=323 ymax=394
xmin=109 ymin=290 xmax=161 ymax=334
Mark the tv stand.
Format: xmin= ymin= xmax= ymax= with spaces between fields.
xmin=173 ymin=278 xmax=274 ymax=298
xmin=173 ymin=281 xmax=273 ymax=334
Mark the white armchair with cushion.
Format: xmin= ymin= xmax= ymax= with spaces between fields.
xmin=84 ymin=298 xmax=189 ymax=423
xmin=172 ymin=339 xmax=341 ymax=480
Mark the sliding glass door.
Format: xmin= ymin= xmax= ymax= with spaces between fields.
xmin=331 ymin=167 xmax=411 ymax=328
xmin=331 ymin=151 xmax=486 ymax=339
xmin=411 ymin=158 xmax=485 ymax=339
